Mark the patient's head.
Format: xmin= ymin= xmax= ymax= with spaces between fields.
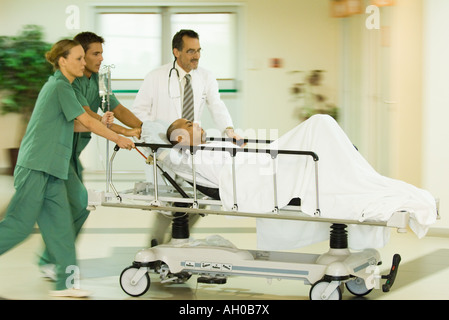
xmin=166 ymin=118 xmax=206 ymax=146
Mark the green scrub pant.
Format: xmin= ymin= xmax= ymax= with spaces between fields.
xmin=38 ymin=159 xmax=89 ymax=269
xmin=0 ymin=166 xmax=77 ymax=290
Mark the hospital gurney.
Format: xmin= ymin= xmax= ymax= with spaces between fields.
xmin=87 ymin=137 xmax=412 ymax=300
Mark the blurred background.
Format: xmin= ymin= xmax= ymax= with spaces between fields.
xmin=0 ymin=0 xmax=447 ymax=232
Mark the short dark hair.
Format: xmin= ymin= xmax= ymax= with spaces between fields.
xmin=172 ymin=29 xmax=199 ymax=52
xmin=166 ymin=122 xmax=180 ymax=145
xmin=73 ymin=32 xmax=104 ymax=53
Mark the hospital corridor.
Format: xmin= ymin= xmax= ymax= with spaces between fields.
xmin=1 ymin=0 xmax=449 ymax=302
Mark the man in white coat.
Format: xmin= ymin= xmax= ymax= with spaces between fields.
xmin=133 ymin=29 xmax=242 ymax=245
xmin=133 ymin=29 xmax=240 ymax=140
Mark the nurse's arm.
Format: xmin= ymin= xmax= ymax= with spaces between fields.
xmin=74 ymin=119 xmax=89 ymax=132
xmin=82 ymin=105 xmax=141 ymax=139
xmin=73 ymin=112 xmax=113 ymax=131
xmin=76 ymin=112 xmax=135 ymax=150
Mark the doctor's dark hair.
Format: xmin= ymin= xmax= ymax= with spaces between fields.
xmin=73 ymin=32 xmax=104 ymax=53
xmin=45 ymin=39 xmax=81 ymax=70
xmin=172 ymin=29 xmax=199 ymax=53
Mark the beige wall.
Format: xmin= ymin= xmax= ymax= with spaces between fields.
xmin=242 ymin=0 xmax=339 ymax=134
xmin=389 ymin=0 xmax=424 ymax=186
xmin=422 ymin=0 xmax=449 ymax=231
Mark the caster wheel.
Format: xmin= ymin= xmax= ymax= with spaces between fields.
xmin=309 ymin=280 xmax=342 ymax=300
xmin=120 ymin=266 xmax=150 ymax=297
xmin=345 ymin=277 xmax=372 ymax=297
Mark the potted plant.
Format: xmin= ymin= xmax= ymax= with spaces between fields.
xmin=0 ymin=25 xmax=53 ymax=174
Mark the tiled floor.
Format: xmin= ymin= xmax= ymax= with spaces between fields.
xmin=0 ymin=173 xmax=448 ymax=300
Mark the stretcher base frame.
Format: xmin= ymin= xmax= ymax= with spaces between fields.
xmin=88 ymin=186 xmax=404 ymax=300
xmin=119 ymin=238 xmax=397 ymax=300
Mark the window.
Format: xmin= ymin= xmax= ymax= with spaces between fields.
xmin=97 ymin=13 xmax=161 ymax=79
xmin=93 ymin=5 xmax=239 ymax=81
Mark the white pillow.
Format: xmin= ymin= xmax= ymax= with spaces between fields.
xmin=141 ymin=120 xmax=170 ymax=144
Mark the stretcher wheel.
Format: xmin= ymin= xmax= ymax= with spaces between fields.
xmin=309 ymin=280 xmax=342 ymax=300
xmin=345 ymin=277 xmax=372 ymax=297
xmin=120 ymin=266 xmax=150 ymax=297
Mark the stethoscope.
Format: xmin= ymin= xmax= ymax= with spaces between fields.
xmin=168 ymin=59 xmax=182 ymax=100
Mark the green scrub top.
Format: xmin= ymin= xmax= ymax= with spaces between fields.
xmin=71 ymin=73 xmax=120 ymax=156
xmin=17 ymin=70 xmax=86 ymax=180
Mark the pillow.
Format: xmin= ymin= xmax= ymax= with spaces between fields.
xmin=141 ymin=120 xmax=170 ymax=144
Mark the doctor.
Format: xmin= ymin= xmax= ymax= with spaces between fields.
xmin=133 ymin=29 xmax=242 ymax=245
xmin=133 ymin=29 xmax=241 ymax=141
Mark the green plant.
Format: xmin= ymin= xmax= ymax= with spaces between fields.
xmin=290 ymin=70 xmax=339 ymax=122
xmin=0 ymin=25 xmax=53 ymax=122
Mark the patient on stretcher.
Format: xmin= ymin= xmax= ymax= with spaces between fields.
xmin=159 ymin=115 xmax=437 ymax=250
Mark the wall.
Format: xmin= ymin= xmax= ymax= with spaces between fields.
xmin=389 ymin=0 xmax=424 ymax=186
xmin=243 ymin=0 xmax=339 ymax=134
xmin=422 ymin=0 xmax=449 ymax=231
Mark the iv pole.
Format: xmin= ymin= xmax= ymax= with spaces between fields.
xmin=99 ymin=64 xmax=115 ymax=192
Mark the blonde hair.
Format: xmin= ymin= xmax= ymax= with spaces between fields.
xmin=45 ymin=39 xmax=80 ymax=70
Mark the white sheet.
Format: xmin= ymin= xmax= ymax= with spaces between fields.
xmin=169 ymin=115 xmax=437 ymax=250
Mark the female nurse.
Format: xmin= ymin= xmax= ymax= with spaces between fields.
xmin=0 ymin=39 xmax=134 ymax=298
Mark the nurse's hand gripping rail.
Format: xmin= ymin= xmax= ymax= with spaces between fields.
xmin=95 ymin=139 xmax=406 ymax=300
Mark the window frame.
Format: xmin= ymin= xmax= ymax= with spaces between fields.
xmin=89 ymin=3 xmax=243 ymax=91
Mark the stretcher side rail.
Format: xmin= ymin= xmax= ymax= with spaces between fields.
xmin=132 ymin=141 xmax=321 ymax=215
xmin=206 ymin=137 xmax=274 ymax=145
xmin=133 ymin=142 xmax=320 ymax=161
xmin=104 ymin=141 xmax=411 ymax=232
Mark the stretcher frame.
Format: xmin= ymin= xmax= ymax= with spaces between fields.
xmin=89 ymin=139 xmax=406 ymax=300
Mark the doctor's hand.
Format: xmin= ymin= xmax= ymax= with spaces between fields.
xmin=101 ymin=111 xmax=114 ymax=127
xmin=115 ymin=135 xmax=135 ymax=150
xmin=226 ymin=128 xmax=246 ymax=147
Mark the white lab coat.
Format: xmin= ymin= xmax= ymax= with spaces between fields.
xmin=133 ymin=63 xmax=233 ymax=132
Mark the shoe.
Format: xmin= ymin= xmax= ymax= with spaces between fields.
xmin=40 ymin=264 xmax=57 ymax=281
xmin=49 ymin=288 xmax=92 ymax=298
